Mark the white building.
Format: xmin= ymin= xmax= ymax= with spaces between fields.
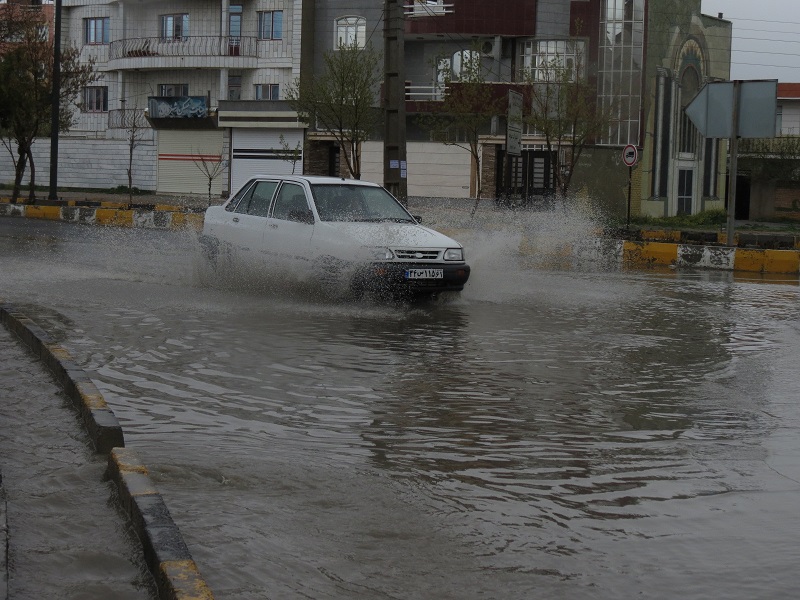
xmin=2 ymin=0 xmax=308 ymax=196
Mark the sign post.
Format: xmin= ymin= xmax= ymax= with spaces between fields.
xmin=622 ymin=144 xmax=638 ymax=228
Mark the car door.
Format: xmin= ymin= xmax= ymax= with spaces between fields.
xmin=264 ymin=182 xmax=316 ymax=272
xmin=227 ymin=179 xmax=278 ymax=266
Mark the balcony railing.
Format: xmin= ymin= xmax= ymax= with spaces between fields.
xmin=108 ymin=108 xmax=148 ymax=130
xmin=109 ymin=36 xmax=258 ymax=61
xmin=404 ymin=1 xmax=454 ymax=17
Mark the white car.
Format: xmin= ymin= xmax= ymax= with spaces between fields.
xmin=200 ymin=175 xmax=471 ymax=298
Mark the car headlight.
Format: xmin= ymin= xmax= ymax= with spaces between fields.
xmin=444 ymin=248 xmax=463 ymax=261
xmin=367 ymin=247 xmax=395 ymax=260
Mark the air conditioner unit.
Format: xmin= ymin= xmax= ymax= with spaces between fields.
xmin=481 ymin=37 xmax=501 ymax=60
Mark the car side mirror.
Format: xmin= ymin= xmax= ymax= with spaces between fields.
xmin=413 ymin=215 xmax=422 ymax=223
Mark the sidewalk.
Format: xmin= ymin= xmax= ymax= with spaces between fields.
xmin=0 ymin=325 xmax=155 ymax=599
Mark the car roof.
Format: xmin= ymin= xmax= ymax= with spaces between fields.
xmin=247 ymin=175 xmax=381 ymax=187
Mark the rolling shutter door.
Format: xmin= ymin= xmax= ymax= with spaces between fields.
xmin=157 ymin=130 xmax=225 ymax=195
xmin=231 ymin=129 xmax=304 ymax=194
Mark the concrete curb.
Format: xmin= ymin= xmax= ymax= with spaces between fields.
xmin=0 ymin=305 xmax=124 ymax=453
xmin=109 ymin=448 xmax=214 ymax=600
xmin=1 ymin=471 xmax=7 ymax=600
xmin=0 ymin=199 xmax=204 ymax=231
xmin=0 ymin=305 xmax=214 ymax=599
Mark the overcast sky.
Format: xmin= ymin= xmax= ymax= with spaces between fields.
xmin=701 ymin=0 xmax=800 ymax=82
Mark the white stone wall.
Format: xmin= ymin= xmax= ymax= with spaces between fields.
xmin=0 ymin=137 xmax=157 ymax=192
xmin=360 ymin=142 xmax=472 ymax=199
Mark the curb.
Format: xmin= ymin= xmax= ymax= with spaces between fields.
xmin=0 ymin=305 xmax=213 ymax=600
xmin=1 ymin=471 xmax=6 ymax=600
xmin=0 ymin=200 xmax=204 ymax=231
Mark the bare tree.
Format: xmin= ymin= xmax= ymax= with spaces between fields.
xmin=286 ymin=42 xmax=382 ymax=180
xmin=120 ymin=101 xmax=148 ymax=207
xmin=417 ymin=47 xmax=505 ymax=214
xmin=522 ymin=46 xmax=614 ymax=199
xmin=276 ymin=133 xmax=302 ymax=174
xmin=0 ymin=3 xmax=96 ymax=203
xmin=193 ymin=153 xmax=228 ymax=206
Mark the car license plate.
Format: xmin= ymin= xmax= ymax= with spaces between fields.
xmin=405 ymin=268 xmax=443 ymax=279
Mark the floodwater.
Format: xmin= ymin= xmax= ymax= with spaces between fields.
xmin=1 ymin=206 xmax=799 ymax=599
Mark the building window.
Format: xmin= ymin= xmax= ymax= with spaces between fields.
xmin=84 ymin=17 xmax=109 ymax=45
xmin=519 ymin=40 xmax=586 ymax=82
xmin=255 ymin=84 xmax=280 ymax=100
xmin=228 ymin=75 xmax=242 ymax=101
xmin=335 ymin=16 xmax=366 ymax=49
xmin=159 ymin=84 xmax=188 ymax=97
xmin=83 ymin=86 xmax=108 ymax=112
xmin=258 ymin=11 xmax=283 ymax=40
xmin=161 ymin=14 xmax=189 ymax=41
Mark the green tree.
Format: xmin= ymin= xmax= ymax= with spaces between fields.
xmin=0 ymin=3 xmax=96 ymax=203
xmin=417 ymin=47 xmax=505 ymax=212
xmin=286 ymin=43 xmax=382 ymax=180
xmin=522 ymin=46 xmax=613 ymax=199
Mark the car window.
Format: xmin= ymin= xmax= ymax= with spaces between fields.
xmin=227 ymin=179 xmax=256 ymax=212
xmin=247 ymin=181 xmax=278 ymax=217
xmin=310 ymin=184 xmax=414 ymax=223
xmin=272 ymin=183 xmax=310 ymax=222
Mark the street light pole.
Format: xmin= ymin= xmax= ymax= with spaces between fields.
xmin=48 ymin=0 xmax=62 ymax=201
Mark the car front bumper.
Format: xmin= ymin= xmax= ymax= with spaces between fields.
xmin=352 ymin=262 xmax=471 ymax=295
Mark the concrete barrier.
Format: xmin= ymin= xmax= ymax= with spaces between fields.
xmin=0 ymin=199 xmax=203 ymax=231
xmin=0 ymin=305 xmax=214 ymax=600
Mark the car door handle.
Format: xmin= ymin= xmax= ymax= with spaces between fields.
xmin=269 ymin=223 xmax=278 ymax=228
xmin=232 ymin=217 xmax=240 ymax=223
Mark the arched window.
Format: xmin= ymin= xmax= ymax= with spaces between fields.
xmin=335 ymin=16 xmax=366 ymax=49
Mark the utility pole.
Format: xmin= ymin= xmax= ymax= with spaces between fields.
xmin=383 ymin=0 xmax=408 ymax=204
xmin=48 ymin=0 xmax=62 ymax=201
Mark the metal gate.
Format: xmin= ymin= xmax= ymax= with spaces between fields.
xmin=495 ymin=148 xmax=556 ymax=208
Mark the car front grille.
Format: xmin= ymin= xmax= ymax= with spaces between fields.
xmin=393 ymin=249 xmax=441 ymax=261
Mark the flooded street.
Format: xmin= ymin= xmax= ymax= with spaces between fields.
xmin=1 ymin=214 xmax=800 ymax=599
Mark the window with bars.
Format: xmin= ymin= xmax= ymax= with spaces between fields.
xmin=258 ymin=11 xmax=283 ymax=40
xmin=84 ymin=17 xmax=109 ymax=45
xmin=83 ymin=86 xmax=108 ymax=112
xmin=519 ymin=40 xmax=585 ymax=82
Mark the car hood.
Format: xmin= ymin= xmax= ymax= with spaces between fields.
xmin=315 ymin=221 xmax=461 ymax=249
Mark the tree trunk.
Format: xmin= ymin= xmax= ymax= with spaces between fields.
xmin=26 ymin=146 xmax=36 ymax=204
xmin=11 ymin=144 xmax=28 ymax=204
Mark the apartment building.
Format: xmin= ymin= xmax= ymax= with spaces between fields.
xmin=1 ymin=0 xmax=732 ymax=217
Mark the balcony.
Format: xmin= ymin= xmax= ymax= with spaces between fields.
xmin=108 ymin=36 xmax=258 ymax=71
xmin=404 ymin=1 xmax=454 ymax=17
xmin=108 ymin=108 xmax=148 ymax=130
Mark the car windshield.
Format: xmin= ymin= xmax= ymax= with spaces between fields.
xmin=310 ymin=184 xmax=415 ymax=223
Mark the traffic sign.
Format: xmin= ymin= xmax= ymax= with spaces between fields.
xmin=622 ymin=144 xmax=638 ymax=167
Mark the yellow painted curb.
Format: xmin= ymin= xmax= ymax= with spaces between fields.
xmin=623 ymin=241 xmax=678 ymax=266
xmin=24 ymin=205 xmax=61 ymax=220
xmin=159 ymin=560 xmax=215 ymax=600
xmin=764 ymin=249 xmax=800 ymax=274
xmin=172 ymin=212 xmax=204 ymax=230
xmin=733 ymin=249 xmax=765 ymax=272
xmin=96 ymin=208 xmax=134 ymax=227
